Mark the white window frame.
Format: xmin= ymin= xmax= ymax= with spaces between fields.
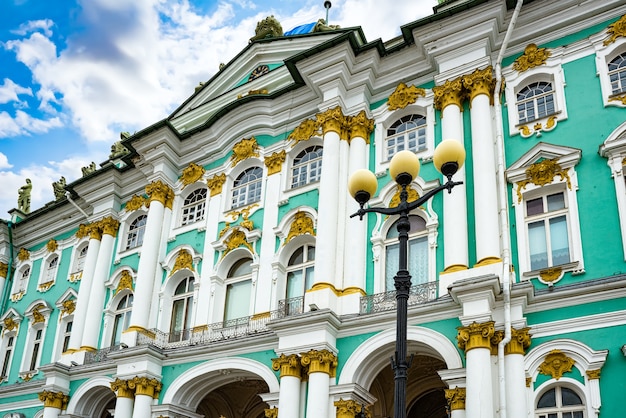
xmin=52 ymin=290 xmax=77 ymax=361
xmin=593 ymin=33 xmax=626 ymax=108
xmin=290 ymin=145 xmax=323 ymax=189
xmin=503 ymin=58 xmax=568 ymax=137
xmin=69 ymin=242 xmax=89 ymax=282
xmin=371 ymin=100 xmax=436 ymax=176
xmin=535 ymin=383 xmax=586 ymax=418
xmin=123 ymin=212 xmax=148 ymax=252
xmin=506 ymin=143 xmax=584 ymax=283
xmin=282 ymin=138 xmax=323 ymax=200
xmin=0 ymin=311 xmax=21 ymax=383
xmin=104 ymin=291 xmax=134 ymax=348
xmin=231 ymin=166 xmax=264 ymax=209
xmin=38 ymin=253 xmax=60 ymax=289
xmin=168 ymin=275 xmax=195 ymax=343
xmin=20 ymin=302 xmax=51 ymax=377
xmin=599 ymin=121 xmax=626 ymax=259
xmin=180 ymin=187 xmax=208 ymax=226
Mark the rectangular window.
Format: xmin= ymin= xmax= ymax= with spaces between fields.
xmin=1 ymin=336 xmax=14 ymax=378
xmin=62 ymin=321 xmax=73 ymax=353
xmin=29 ymin=329 xmax=42 ymax=371
xmin=224 ymin=280 xmax=252 ymax=321
xmin=526 ymin=192 xmax=571 ymax=270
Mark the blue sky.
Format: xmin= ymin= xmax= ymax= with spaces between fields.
xmin=0 ymin=0 xmax=438 ymax=218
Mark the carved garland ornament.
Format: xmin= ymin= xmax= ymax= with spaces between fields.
xmin=603 ymin=14 xmax=626 ymax=46
xmin=288 ymin=118 xmax=320 ymax=147
xmin=171 ymin=249 xmax=194 ymax=275
xmin=181 ymin=162 xmax=206 ymax=186
xmin=515 ymin=159 xmax=571 ymax=203
xmin=125 ymin=194 xmax=147 ymax=212
xmin=115 ymin=270 xmax=134 ymax=294
xmin=513 ymin=44 xmax=551 ymax=73
xmin=285 ymin=212 xmax=315 ymax=244
xmin=538 ymin=350 xmax=575 ymax=380
xmin=387 ymin=82 xmax=426 ymax=111
xmin=231 ymin=137 xmax=260 ymax=167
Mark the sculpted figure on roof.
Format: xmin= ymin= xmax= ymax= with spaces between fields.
xmin=313 ymin=18 xmax=340 ymax=32
xmin=250 ymin=15 xmax=283 ymax=43
xmin=18 ymin=178 xmax=32 ymax=213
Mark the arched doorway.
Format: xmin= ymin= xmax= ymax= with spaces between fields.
xmin=65 ymin=377 xmax=116 ymax=418
xmin=195 ymin=379 xmax=270 ymax=418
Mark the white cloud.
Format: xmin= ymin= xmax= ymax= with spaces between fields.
xmin=0 ymin=110 xmax=62 ymax=137
xmin=0 ymin=78 xmax=32 ymax=105
xmin=0 ymin=152 xmax=12 ymax=169
xmin=10 ymin=19 xmax=54 ymax=38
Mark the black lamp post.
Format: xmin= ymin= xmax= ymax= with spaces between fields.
xmin=348 ymin=139 xmax=466 ymax=418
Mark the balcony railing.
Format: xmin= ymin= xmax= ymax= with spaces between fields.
xmin=359 ymin=281 xmax=438 ymax=315
xmin=277 ymin=296 xmax=304 ymax=317
xmin=84 ymin=344 xmax=123 ymax=364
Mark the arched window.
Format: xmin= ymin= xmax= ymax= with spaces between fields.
xmin=45 ymin=256 xmax=59 ymax=283
xmin=111 ymin=294 xmax=133 ymax=346
xmin=181 ymin=188 xmax=207 ymax=226
xmin=286 ymin=245 xmax=315 ymax=299
xmin=224 ymin=258 xmax=253 ymax=321
xmin=536 ymin=386 xmax=584 ymax=418
xmin=608 ymin=52 xmax=626 ymax=95
xmin=384 ymin=215 xmax=428 ymax=291
xmin=291 ymin=146 xmax=323 ymax=188
xmin=75 ymin=245 xmax=88 ymax=273
xmin=517 ymin=81 xmax=555 ymax=123
xmin=169 ymin=277 xmax=194 ymax=343
xmin=14 ymin=267 xmax=30 ymax=294
xmin=126 ymin=214 xmax=147 ymax=250
xmin=232 ymin=167 xmax=263 ymax=209
xmin=385 ymin=114 xmax=427 ymax=161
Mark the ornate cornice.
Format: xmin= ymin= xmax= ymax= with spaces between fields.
xmin=513 ymin=44 xmax=551 ymax=73
xmin=272 ymin=353 xmax=302 ymax=379
xmin=288 ymin=118 xmax=320 ymax=147
xmin=604 ymin=15 xmax=626 ymax=46
xmin=505 ymin=327 xmax=532 ymax=355
xmin=347 ymin=110 xmax=374 ymax=143
xmin=115 ymin=270 xmax=134 ymax=294
xmin=111 ymin=378 xmax=135 ymax=399
xmin=335 ymin=399 xmax=370 ymax=418
xmin=171 ymin=249 xmax=194 ymax=275
xmin=433 ymin=77 xmax=465 ymax=111
xmin=444 ymin=387 xmax=466 ymax=411
xmin=515 ymin=159 xmax=571 ymax=203
xmin=231 ymin=137 xmax=260 ymax=167
xmin=39 ymin=390 xmax=70 ymax=410
xmin=125 ymin=194 xmax=147 ymax=212
xmin=387 ymin=82 xmax=426 ymax=111
xmin=463 ymin=66 xmax=495 ymax=104
xmin=128 ymin=376 xmax=162 ymax=399
xmin=146 ymin=180 xmax=173 ymax=206
xmin=207 ymin=173 xmax=226 ymax=197
xmin=300 ymin=349 xmax=338 ymax=377
xmin=17 ymin=248 xmax=30 ymax=261
xmin=46 ymin=239 xmax=58 ymax=253
xmin=100 ymin=217 xmax=120 ymax=237
xmin=180 ymin=162 xmax=205 ymax=186
xmin=538 ymin=350 xmax=575 ymax=380
xmin=457 ymin=321 xmax=495 ymax=353
xmin=0 ymin=262 xmax=7 ymax=279
xmin=316 ymin=106 xmax=346 ymax=136
xmin=265 ymin=150 xmax=286 ymax=175
xmin=285 ymin=212 xmax=315 ymax=244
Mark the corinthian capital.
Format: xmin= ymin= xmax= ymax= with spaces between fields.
xmin=316 ymin=106 xmax=346 ymax=136
xmin=433 ymin=77 xmax=465 ymax=111
xmin=456 ymin=321 xmax=495 ymax=352
xmin=145 ymin=180 xmax=173 ymax=206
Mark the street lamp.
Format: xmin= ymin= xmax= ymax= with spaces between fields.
xmin=348 ymin=139 xmax=466 ymax=418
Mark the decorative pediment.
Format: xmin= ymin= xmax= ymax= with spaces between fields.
xmin=1 ymin=309 xmax=23 ymax=334
xmin=24 ymin=300 xmax=53 ymax=323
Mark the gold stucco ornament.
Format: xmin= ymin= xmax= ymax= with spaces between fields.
xmin=387 ymin=82 xmax=426 ymax=111
xmin=115 ymin=270 xmax=134 ymax=294
xmin=231 ymin=137 xmax=260 ymax=167
xmin=285 ymin=212 xmax=315 ymax=244
xmin=513 ymin=44 xmax=551 ymax=73
xmin=604 ymin=14 xmax=626 ymax=46
xmin=316 ymin=106 xmax=346 ymax=136
xmin=264 ymin=408 xmax=279 ymax=418
xmin=181 ymin=162 xmax=205 ymax=186
xmin=265 ymin=150 xmax=286 ymax=175
xmin=125 ymin=194 xmax=147 ymax=212
xmin=61 ymin=299 xmax=76 ymax=317
xmin=171 ymin=249 xmax=194 ymax=275
xmin=538 ymin=349 xmax=575 ymax=380
xmin=433 ymin=76 xmax=465 ymax=111
xmin=335 ymin=399 xmax=370 ymax=418
xmin=288 ymin=118 xmax=320 ymax=146
xmin=515 ymin=159 xmax=571 ymax=203
xmin=46 ymin=239 xmax=58 ymax=253
xmin=223 ymin=229 xmax=254 ymax=256
xmin=3 ymin=317 xmax=18 ymax=332
xmin=32 ymin=304 xmax=46 ymax=323
xmin=389 ymin=184 xmax=420 ymax=208
xmin=347 ymin=110 xmax=374 ymax=143
xmin=444 ymin=387 xmax=466 ymax=411
xmin=17 ymin=248 xmax=30 ymax=261
xmin=0 ymin=262 xmax=7 ymax=279
xmin=207 ymin=173 xmax=226 ymax=196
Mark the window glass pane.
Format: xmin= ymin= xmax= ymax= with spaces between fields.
xmin=550 ymin=215 xmax=570 ymax=265
xmin=170 ymin=299 xmax=185 ymax=334
xmin=228 ymin=259 xmax=252 ymax=277
xmin=528 ymin=221 xmax=548 ymax=270
xmin=286 ymin=271 xmax=303 ymax=299
xmin=537 ymin=388 xmax=556 ymax=408
xmin=561 ymin=387 xmax=583 ymax=406
xmin=526 ymin=197 xmax=544 ymax=216
xmin=408 ymin=237 xmax=428 ymax=284
xmin=305 ymin=266 xmax=315 ymax=291
xmin=225 ymin=280 xmax=252 ymax=320
xmin=572 ymin=412 xmax=583 ymax=418
xmin=307 ymin=246 xmax=316 ymax=261
xmin=288 ymin=247 xmax=304 ymax=265
xmin=385 ymin=243 xmax=399 ymax=291
xmin=547 ymin=193 xmax=565 ymax=212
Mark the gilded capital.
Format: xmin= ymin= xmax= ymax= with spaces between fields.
xmin=100 ymin=217 xmax=120 ymax=237
xmin=17 ymin=248 xmax=30 ymax=261
xmin=300 ymin=349 xmax=338 ymax=376
xmin=0 ymin=262 xmax=7 ymax=279
xmin=264 ymin=407 xmax=279 ymax=418
xmin=505 ymin=327 xmax=532 ymax=355
xmin=513 ymin=44 xmax=551 ymax=72
xmin=265 ymin=150 xmax=286 ymax=175
xmin=490 ymin=330 xmax=504 ymax=356
xmin=125 ymin=194 xmax=147 ymax=212
xmin=128 ymin=376 xmax=162 ymax=398
xmin=88 ymin=223 xmax=103 ymax=241
xmin=347 ymin=110 xmax=374 ymax=143
xmin=457 ymin=321 xmax=495 ymax=352
xmin=111 ymin=378 xmax=135 ymax=399
xmin=586 ymin=369 xmax=601 ymax=380
xmin=75 ymin=223 xmax=91 ymax=239
xmin=288 ymin=118 xmax=320 ymax=147
xmin=316 ymin=106 xmax=346 ymax=136
xmin=38 ymin=390 xmax=70 ymax=410
xmin=272 ymin=353 xmax=302 ymax=379
xmin=444 ymin=387 xmax=466 ymax=411
xmin=165 ymin=187 xmax=175 ymax=210
xmin=145 ymin=180 xmax=173 ymax=206
xmin=433 ymin=77 xmax=465 ymax=111
xmin=387 ymin=82 xmax=426 ymax=111
xmin=180 ymin=162 xmax=206 ymax=186
xmin=462 ymin=67 xmax=495 ymax=104
xmin=207 ymin=173 xmax=226 ymax=197
xmin=335 ymin=399 xmax=370 ymax=418
xmin=538 ymin=350 xmax=575 ymax=380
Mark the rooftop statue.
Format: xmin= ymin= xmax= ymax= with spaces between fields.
xmin=52 ymin=176 xmax=67 ymax=200
xmin=313 ymin=18 xmax=340 ymax=32
xmin=110 ymin=140 xmax=130 ymax=159
xmin=249 ymin=15 xmax=283 ymax=43
xmin=81 ymin=162 xmax=97 ymax=177
xmin=18 ymin=178 xmax=32 ymax=213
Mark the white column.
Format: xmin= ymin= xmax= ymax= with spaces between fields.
xmin=111 ymin=378 xmax=135 ymax=418
xmin=434 ymin=80 xmax=469 ymax=272
xmin=129 ymin=180 xmax=170 ymax=333
xmin=465 ymin=68 xmax=500 ymax=265
xmin=130 ymin=377 xmax=161 ymax=418
xmin=81 ymin=217 xmax=119 ymax=350
xmin=131 ymin=393 xmax=153 ymax=418
xmin=505 ymin=328 xmax=531 ymax=418
xmin=256 ymin=152 xmax=284 ymax=313
xmin=68 ymin=230 xmax=101 ymax=351
xmin=458 ymin=322 xmax=495 ymax=418
xmin=39 ymin=391 xmax=68 ymax=418
xmin=302 ymin=350 xmax=336 ymax=418
xmin=42 ymin=407 xmax=61 ymax=418
xmin=273 ymin=354 xmax=302 ymax=418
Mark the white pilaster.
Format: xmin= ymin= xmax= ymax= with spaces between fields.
xmin=196 ymin=191 xmax=222 ymax=326
xmin=306 ymin=372 xmax=331 ymax=418
xmin=131 ymin=393 xmax=153 ymax=418
xmin=505 ymin=352 xmax=527 ymax=418
xmin=465 ymin=347 xmax=494 ymax=418
xmin=277 ymin=375 xmax=301 ymax=418
xmin=68 ymin=234 xmax=100 ymax=351
xmin=42 ymin=406 xmax=61 ymax=418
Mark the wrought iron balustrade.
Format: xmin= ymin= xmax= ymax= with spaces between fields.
xmin=359 ymin=281 xmax=438 ymax=315
xmin=277 ymin=296 xmax=304 ymax=318
xmin=84 ymin=344 xmax=123 ymax=364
